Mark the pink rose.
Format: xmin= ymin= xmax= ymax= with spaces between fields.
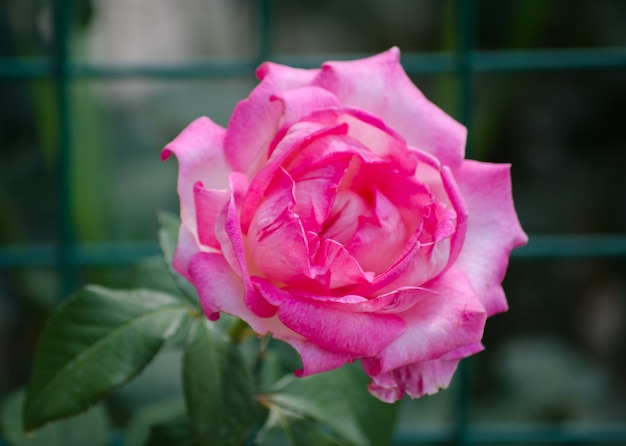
xmin=162 ymin=47 xmax=527 ymax=403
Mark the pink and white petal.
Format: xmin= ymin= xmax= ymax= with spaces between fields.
xmin=162 ymin=117 xmax=229 ymax=230
xmin=224 ymin=63 xmax=320 ymax=174
xmin=366 ymin=356 xmax=459 ymax=403
xmin=291 ymin=157 xmax=351 ymax=232
xmin=299 ymin=286 xmax=435 ymax=314
xmin=171 ymin=223 xmax=203 ymax=281
xmin=346 ymin=188 xmax=409 ymax=274
xmin=247 ymin=169 xmax=314 ymax=285
xmin=189 ymin=252 xmax=301 ymax=337
xmin=372 ymin=266 xmax=487 ymax=375
xmin=287 ymin=338 xmax=357 ymax=376
xmin=312 ymin=239 xmax=374 ymax=289
xmin=193 ymin=182 xmax=230 ymax=250
xmin=214 ymin=173 xmax=277 ymax=318
xmin=240 ymin=121 xmax=349 ymax=233
xmin=276 ymin=295 xmax=406 ymax=357
xmin=339 ymin=108 xmax=416 ymax=174
xmin=313 ymin=47 xmax=466 ymax=168
xmin=364 ymin=342 xmax=484 ymax=402
xmin=319 ymin=190 xmax=370 ymax=246
xmin=270 ymin=86 xmax=341 ymax=127
xmin=454 ymin=160 xmax=528 ymax=316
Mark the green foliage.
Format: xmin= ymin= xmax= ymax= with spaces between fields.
xmin=266 ymin=363 xmax=398 ymax=446
xmin=1 ymin=390 xmax=107 ymax=446
xmin=16 ymin=214 xmax=398 ymax=446
xmin=183 ymin=320 xmax=257 ymax=446
xmin=23 ymin=286 xmax=191 ymax=431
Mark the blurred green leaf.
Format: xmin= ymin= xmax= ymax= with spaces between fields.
xmin=267 ymin=363 xmax=398 ymax=446
xmin=183 ymin=319 xmax=257 ymax=446
xmin=0 ymin=389 xmax=107 ymax=446
xmin=144 ymin=414 xmax=198 ymax=446
xmin=157 ymin=211 xmax=200 ymax=306
xmin=125 ymin=397 xmax=190 ymax=446
xmin=255 ymin=405 xmax=343 ymax=446
xmin=23 ymin=286 xmax=192 ymax=431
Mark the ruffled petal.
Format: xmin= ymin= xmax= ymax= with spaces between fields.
xmin=247 ymin=168 xmax=313 ymax=285
xmin=240 ymin=121 xmax=349 ymax=233
xmin=193 ymin=182 xmax=229 ymax=250
xmin=215 ymin=172 xmax=277 ymax=318
xmin=313 ymin=47 xmax=467 ymax=168
xmin=370 ymin=266 xmax=487 ymax=375
xmin=345 ymin=188 xmax=409 ymax=274
xmin=162 ymin=116 xmax=229 ymax=232
xmin=365 ymin=342 xmax=484 ymax=403
xmin=270 ymin=86 xmax=341 ymax=127
xmin=224 ymin=63 xmax=319 ymax=174
xmin=291 ymin=156 xmax=351 ymax=232
xmin=454 ymin=161 xmax=528 ymax=316
xmin=189 ymin=252 xmax=296 ymax=338
xmin=253 ymin=278 xmax=406 ymax=357
xmin=276 ymin=295 xmax=406 ymax=357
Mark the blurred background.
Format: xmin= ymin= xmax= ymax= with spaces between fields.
xmin=1 ymin=0 xmax=626 ymax=444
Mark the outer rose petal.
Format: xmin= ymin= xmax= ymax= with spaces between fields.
xmin=189 ymin=252 xmax=298 ymax=338
xmin=368 ymin=266 xmax=486 ymax=375
xmin=193 ymin=182 xmax=229 ymax=250
xmin=224 ymin=63 xmax=320 ymax=175
xmin=454 ymin=161 xmax=528 ymax=316
xmin=253 ymin=278 xmax=406 ymax=358
xmin=313 ymin=47 xmax=467 ymax=168
xmin=162 ymin=117 xmax=229 ymax=232
xmin=366 ymin=343 xmax=484 ymax=403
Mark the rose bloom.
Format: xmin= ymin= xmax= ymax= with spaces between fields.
xmin=163 ymin=47 xmax=527 ymax=403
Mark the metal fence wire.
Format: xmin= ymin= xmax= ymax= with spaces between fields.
xmin=1 ymin=0 xmax=626 ymax=444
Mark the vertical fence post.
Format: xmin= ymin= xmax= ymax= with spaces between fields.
xmin=53 ymin=0 xmax=75 ymax=298
xmin=257 ymin=0 xmax=273 ymax=63
xmin=454 ymin=0 xmax=476 ymax=444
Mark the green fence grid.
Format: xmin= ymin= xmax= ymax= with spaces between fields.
xmin=1 ymin=0 xmax=626 ymax=444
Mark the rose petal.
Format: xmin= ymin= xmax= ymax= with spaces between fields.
xmin=270 ymin=86 xmax=341 ymax=127
xmin=247 ymin=168 xmax=314 ymax=286
xmin=454 ymin=160 xmax=528 ymax=316
xmin=224 ymin=63 xmax=320 ymax=174
xmin=311 ymin=238 xmax=374 ymax=289
xmin=346 ymin=188 xmax=409 ymax=274
xmin=291 ymin=156 xmax=351 ymax=232
xmin=162 ymin=117 xmax=228 ymax=232
xmin=370 ymin=266 xmax=487 ymax=375
xmin=365 ymin=342 xmax=484 ymax=402
xmin=277 ymin=295 xmax=406 ymax=357
xmin=193 ymin=182 xmax=229 ymax=250
xmin=215 ymin=172 xmax=277 ymax=318
xmin=240 ymin=121 xmax=349 ymax=233
xmin=189 ymin=252 xmax=299 ymax=338
xmin=313 ymin=47 xmax=466 ymax=168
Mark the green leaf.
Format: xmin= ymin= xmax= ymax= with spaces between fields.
xmin=157 ymin=211 xmax=199 ymax=306
xmin=23 ymin=286 xmax=191 ymax=431
xmin=144 ymin=414 xmax=198 ymax=446
xmin=255 ymin=405 xmax=343 ymax=446
xmin=1 ymin=389 xmax=107 ymax=446
xmin=267 ymin=363 xmax=398 ymax=446
xmin=125 ymin=398 xmax=194 ymax=446
xmin=183 ymin=319 xmax=257 ymax=446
